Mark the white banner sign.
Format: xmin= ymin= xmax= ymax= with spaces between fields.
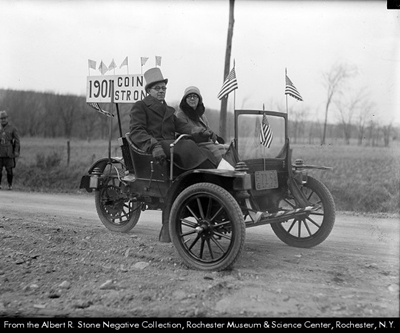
xmin=86 ymin=75 xmax=146 ymax=103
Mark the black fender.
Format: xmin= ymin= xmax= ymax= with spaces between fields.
xmin=290 ymin=160 xmax=333 ymax=205
xmin=162 ymin=168 xmax=251 ymax=223
xmin=86 ymin=157 xmax=124 ymax=174
xmin=79 ymin=157 xmax=124 ymax=192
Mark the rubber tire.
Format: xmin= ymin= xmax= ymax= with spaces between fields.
xmin=270 ymin=176 xmax=335 ymax=248
xmin=169 ymin=183 xmax=246 ymax=271
xmin=95 ymin=176 xmax=141 ymax=233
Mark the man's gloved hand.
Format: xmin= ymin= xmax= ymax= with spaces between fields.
xmin=200 ymin=129 xmax=218 ymax=142
xmin=152 ymin=144 xmax=166 ymax=164
xmin=216 ymin=135 xmax=225 ymax=144
xmin=209 ymin=132 xmax=218 ymax=142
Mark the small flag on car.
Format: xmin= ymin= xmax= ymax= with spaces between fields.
xmin=141 ymin=57 xmax=149 ymax=66
xmin=120 ymin=56 xmax=128 ymax=68
xmin=87 ymin=102 xmax=114 ymax=117
xmin=285 ymin=75 xmax=303 ymax=101
xmin=98 ymin=61 xmax=108 ymax=75
xmin=108 ymin=59 xmax=117 ymax=71
xmin=88 ymin=59 xmax=96 ymax=70
xmin=260 ymin=113 xmax=273 ymax=148
xmin=217 ymin=66 xmax=238 ymax=100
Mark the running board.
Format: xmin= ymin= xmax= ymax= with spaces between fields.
xmin=244 ymin=198 xmax=314 ymax=227
xmin=245 ymin=210 xmax=311 ymax=228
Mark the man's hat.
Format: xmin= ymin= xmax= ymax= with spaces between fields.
xmin=144 ymin=67 xmax=168 ymax=91
xmin=0 ymin=110 xmax=8 ymax=118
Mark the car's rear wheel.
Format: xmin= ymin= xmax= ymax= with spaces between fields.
xmin=95 ymin=162 xmax=141 ymax=233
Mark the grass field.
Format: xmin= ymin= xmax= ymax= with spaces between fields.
xmin=7 ymin=137 xmax=400 ymax=214
xmin=290 ymin=142 xmax=399 ymax=213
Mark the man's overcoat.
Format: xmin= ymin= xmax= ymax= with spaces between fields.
xmin=0 ymin=123 xmax=20 ymax=159
xmin=129 ymin=95 xmax=217 ymax=170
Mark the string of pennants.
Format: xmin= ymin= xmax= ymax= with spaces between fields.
xmin=88 ymin=56 xmax=162 ymax=75
xmin=86 ymin=56 xmax=162 ymax=116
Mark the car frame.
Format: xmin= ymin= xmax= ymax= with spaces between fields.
xmin=80 ymin=107 xmax=335 ymax=271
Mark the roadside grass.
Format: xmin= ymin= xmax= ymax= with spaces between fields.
xmin=11 ymin=137 xmax=122 ymax=193
xmin=291 ymin=142 xmax=400 ymax=214
xmin=8 ymin=137 xmax=400 ymax=214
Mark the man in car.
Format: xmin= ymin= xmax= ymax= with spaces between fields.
xmin=129 ymin=67 xmax=217 ymax=242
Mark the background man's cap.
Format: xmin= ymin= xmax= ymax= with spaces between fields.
xmin=144 ymin=67 xmax=168 ymax=91
xmin=0 ymin=110 xmax=8 ymax=118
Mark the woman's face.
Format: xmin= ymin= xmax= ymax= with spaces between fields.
xmin=186 ymin=94 xmax=199 ymax=109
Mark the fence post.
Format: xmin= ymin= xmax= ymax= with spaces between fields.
xmin=67 ymin=140 xmax=70 ymax=166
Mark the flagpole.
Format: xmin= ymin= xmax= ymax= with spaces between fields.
xmin=285 ymin=68 xmax=289 ymax=117
xmin=262 ymin=104 xmax=265 ymax=161
xmin=108 ymin=105 xmax=113 ymax=162
xmin=233 ymin=89 xmax=236 ymax=112
xmin=233 ymin=59 xmax=236 ymax=117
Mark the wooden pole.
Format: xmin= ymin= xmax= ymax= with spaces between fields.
xmin=115 ymin=103 xmax=122 ymax=138
xmin=219 ymin=0 xmax=235 ymax=140
xmin=285 ymin=68 xmax=289 ymax=120
xmin=108 ymin=109 xmax=112 ymax=161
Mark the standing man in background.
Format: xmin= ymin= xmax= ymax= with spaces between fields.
xmin=0 ymin=110 xmax=20 ymax=190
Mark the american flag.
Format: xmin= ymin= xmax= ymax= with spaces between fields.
xmin=285 ymin=75 xmax=303 ymax=101
xmin=253 ymin=116 xmax=261 ymax=148
xmin=217 ymin=67 xmax=238 ymax=100
xmin=87 ymin=102 xmax=114 ymax=118
xmin=259 ymin=113 xmax=273 ymax=148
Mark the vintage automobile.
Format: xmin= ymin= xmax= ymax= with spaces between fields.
xmin=80 ymin=108 xmax=335 ymax=271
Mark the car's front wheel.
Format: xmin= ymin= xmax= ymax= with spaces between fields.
xmin=169 ymin=183 xmax=245 ymax=271
xmin=271 ymin=176 xmax=335 ymax=248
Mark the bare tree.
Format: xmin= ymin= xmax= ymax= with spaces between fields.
xmin=81 ymin=103 xmax=100 ymax=142
xmin=367 ymin=119 xmax=379 ymax=146
xmin=335 ymin=88 xmax=366 ymax=145
xmin=321 ymin=63 xmax=357 ymax=144
xmin=382 ymin=123 xmax=392 ymax=147
xmin=219 ymin=0 xmax=235 ymax=140
xmin=356 ymin=99 xmax=374 ymax=146
xmin=1 ymin=90 xmax=41 ymax=136
xmin=42 ymin=92 xmax=62 ymax=138
xmin=57 ymin=94 xmax=80 ymax=139
xmin=290 ymin=107 xmax=309 ymax=143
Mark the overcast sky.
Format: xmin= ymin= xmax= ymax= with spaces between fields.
xmin=1 ymin=0 xmax=399 ymax=125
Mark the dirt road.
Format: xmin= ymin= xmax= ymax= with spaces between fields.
xmin=0 ymin=191 xmax=398 ymax=317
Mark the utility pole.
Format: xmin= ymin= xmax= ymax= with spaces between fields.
xmin=219 ymin=0 xmax=235 ymax=140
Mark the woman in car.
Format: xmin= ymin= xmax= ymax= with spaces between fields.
xmin=176 ymin=86 xmax=228 ymax=164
